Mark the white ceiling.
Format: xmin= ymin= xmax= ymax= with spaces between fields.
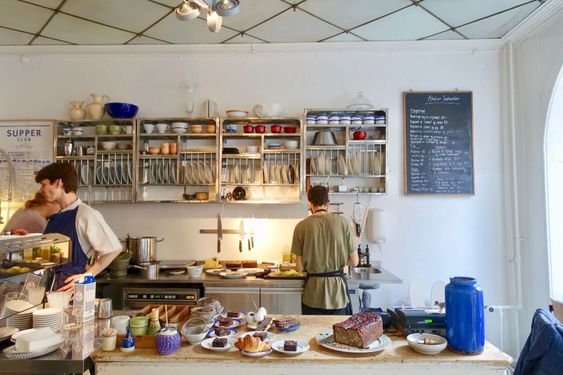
xmin=0 ymin=0 xmax=549 ymax=46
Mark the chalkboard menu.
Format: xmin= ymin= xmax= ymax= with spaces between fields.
xmin=403 ymin=91 xmax=474 ymax=195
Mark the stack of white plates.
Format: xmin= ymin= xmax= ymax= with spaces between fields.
xmin=5 ymin=300 xmax=35 ymax=331
xmin=32 ymin=308 xmax=63 ymax=331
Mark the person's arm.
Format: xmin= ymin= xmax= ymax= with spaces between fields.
xmin=296 ymin=255 xmax=304 ymax=272
xmin=59 ymin=251 xmax=120 ymax=291
xmin=348 ymin=251 xmax=359 ymax=267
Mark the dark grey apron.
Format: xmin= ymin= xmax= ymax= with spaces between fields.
xmin=306 ymin=269 xmax=352 ymax=314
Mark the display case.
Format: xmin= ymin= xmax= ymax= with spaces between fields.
xmin=304 ymin=109 xmax=387 ymax=195
xmin=136 ymin=117 xmax=219 ymax=203
xmin=219 ymin=117 xmax=303 ymax=203
xmin=54 ymin=120 xmax=136 ymax=204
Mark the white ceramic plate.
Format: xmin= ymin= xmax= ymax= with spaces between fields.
xmin=315 ymin=328 xmax=391 ymax=354
xmin=220 ymin=311 xmax=246 ymax=319
xmin=208 ymin=328 xmax=238 ymax=339
xmin=205 ymin=268 xmax=224 ymax=275
xmin=168 ymin=269 xmax=186 ymax=275
xmin=3 ymin=340 xmax=63 ymax=359
xmin=271 ymin=339 xmax=310 ymax=355
xmin=200 ymin=337 xmax=232 ymax=352
xmin=239 ymin=331 xmax=276 ymax=344
xmin=239 ymin=348 xmax=272 ymax=357
xmin=213 ymin=318 xmax=241 ymax=329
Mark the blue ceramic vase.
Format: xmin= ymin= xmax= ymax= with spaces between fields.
xmin=445 ymin=276 xmax=485 ymax=354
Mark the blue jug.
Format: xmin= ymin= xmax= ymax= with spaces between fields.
xmin=445 ymin=276 xmax=484 ymax=354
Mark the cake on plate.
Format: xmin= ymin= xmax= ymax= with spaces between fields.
xmin=332 ymin=311 xmax=383 ymax=348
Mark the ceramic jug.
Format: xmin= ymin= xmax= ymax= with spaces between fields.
xmin=69 ymin=101 xmax=87 ymax=120
xmin=87 ymin=93 xmax=109 ymax=120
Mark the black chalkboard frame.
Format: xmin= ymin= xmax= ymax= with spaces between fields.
xmin=403 ymin=91 xmax=474 ymax=196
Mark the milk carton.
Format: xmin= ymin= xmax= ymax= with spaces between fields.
xmin=73 ymin=273 xmax=96 ymax=323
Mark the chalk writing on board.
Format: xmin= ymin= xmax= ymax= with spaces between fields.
xmin=404 ymin=92 xmax=473 ymax=195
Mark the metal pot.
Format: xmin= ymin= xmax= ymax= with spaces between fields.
xmin=132 ymin=262 xmax=160 ymax=279
xmin=124 ymin=235 xmax=163 ymax=264
xmin=312 ymin=131 xmax=337 ymax=145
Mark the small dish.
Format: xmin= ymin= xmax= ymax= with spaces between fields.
xmin=271 ymin=339 xmax=310 ymax=355
xmin=213 ymin=318 xmax=241 ymax=329
xmin=406 ymin=333 xmax=447 ymax=355
xmin=201 ymin=337 xmax=232 ymax=352
xmin=239 ymin=349 xmax=272 ymax=357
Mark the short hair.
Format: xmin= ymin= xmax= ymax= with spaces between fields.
xmin=24 ymin=192 xmax=48 ymax=209
xmin=307 ymin=185 xmax=329 ymax=206
xmin=35 ymin=162 xmax=78 ymax=193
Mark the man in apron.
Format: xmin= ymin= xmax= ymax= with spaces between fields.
xmin=35 ymin=163 xmax=122 ymax=291
xmin=291 ymin=185 xmax=358 ymax=315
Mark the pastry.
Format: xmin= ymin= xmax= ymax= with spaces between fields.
xmin=234 ymin=334 xmax=271 ymax=353
xmin=212 ymin=338 xmax=228 ymax=348
xmin=332 ymin=311 xmax=383 ymax=348
xmin=284 ymin=340 xmax=297 ymax=351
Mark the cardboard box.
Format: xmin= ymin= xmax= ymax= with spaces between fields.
xmin=73 ymin=274 xmax=96 ymax=323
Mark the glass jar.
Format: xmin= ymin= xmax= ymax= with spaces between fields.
xmin=445 ymin=276 xmax=485 ymax=354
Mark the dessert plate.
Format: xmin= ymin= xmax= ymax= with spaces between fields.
xmin=213 ymin=318 xmax=241 ymax=329
xmin=220 ymin=311 xmax=246 ymax=319
xmin=205 ymin=268 xmax=224 ymax=275
xmin=208 ymin=328 xmax=238 ymax=339
xmin=239 ymin=349 xmax=272 ymax=357
xmin=315 ymin=328 xmax=391 ymax=354
xmin=276 ymin=323 xmax=300 ymax=333
xmin=200 ymin=337 xmax=232 ymax=352
xmin=3 ymin=340 xmax=63 ymax=359
xmin=271 ymin=339 xmax=310 ymax=355
xmin=219 ymin=271 xmax=247 ymax=279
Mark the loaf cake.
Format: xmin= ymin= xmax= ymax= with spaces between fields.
xmin=332 ymin=311 xmax=383 ymax=348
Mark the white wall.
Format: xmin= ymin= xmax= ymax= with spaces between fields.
xmin=511 ymin=5 xmax=563 ymax=347
xmin=0 ymin=40 xmax=515 ymax=353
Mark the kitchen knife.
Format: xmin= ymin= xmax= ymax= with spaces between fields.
xmin=239 ymin=219 xmax=244 ymax=253
xmin=217 ymin=213 xmax=223 ymax=253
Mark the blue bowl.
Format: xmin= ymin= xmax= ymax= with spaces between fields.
xmin=105 ymin=102 xmax=139 ymax=119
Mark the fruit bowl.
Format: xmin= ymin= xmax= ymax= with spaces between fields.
xmin=105 ymin=102 xmax=139 ymax=119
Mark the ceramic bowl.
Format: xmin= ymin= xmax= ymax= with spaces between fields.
xmin=205 ymin=124 xmax=216 ymax=133
xmin=100 ymin=141 xmax=117 ymax=151
xmin=116 ymin=143 xmax=129 ymax=150
xmin=187 ymin=265 xmax=203 ymax=278
xmin=246 ymin=146 xmax=259 ymax=153
xmin=148 ymin=147 xmax=160 ymax=155
xmin=226 ymin=110 xmax=249 ymax=118
xmin=285 ymin=140 xmax=298 ymax=150
xmin=105 ymin=102 xmax=139 ymax=119
xmin=191 ymin=124 xmax=203 ymax=133
xmin=407 ymin=333 xmax=447 ymax=355
xmin=96 ymin=124 xmax=108 ymax=135
xmin=171 ymin=122 xmax=188 ymax=129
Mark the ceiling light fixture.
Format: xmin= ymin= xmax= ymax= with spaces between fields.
xmin=175 ymin=0 xmax=240 ymax=33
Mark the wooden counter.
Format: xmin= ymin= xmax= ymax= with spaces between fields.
xmin=93 ymin=316 xmax=512 ymax=375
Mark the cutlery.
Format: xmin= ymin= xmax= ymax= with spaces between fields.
xmin=217 ymin=213 xmax=223 ymax=253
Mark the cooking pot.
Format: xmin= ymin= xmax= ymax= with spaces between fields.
xmin=132 ymin=262 xmax=160 ymax=279
xmin=125 ymin=235 xmax=163 ymax=264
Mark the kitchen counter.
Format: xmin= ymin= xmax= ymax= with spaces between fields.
xmin=92 ymin=315 xmax=511 ymax=375
xmin=96 ymin=265 xmax=401 ymax=289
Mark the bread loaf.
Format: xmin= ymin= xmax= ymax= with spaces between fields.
xmin=332 ymin=311 xmax=383 ymax=348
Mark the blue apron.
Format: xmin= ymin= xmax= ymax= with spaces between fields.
xmin=44 ymin=206 xmax=88 ymax=290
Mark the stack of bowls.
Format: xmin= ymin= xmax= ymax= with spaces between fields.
xmin=108 ymin=252 xmax=130 ymax=277
xmin=129 ymin=316 xmax=149 ymax=336
xmin=5 ymin=300 xmax=35 ymax=330
xmin=32 ymin=308 xmax=63 ymax=331
xmin=171 ymin=122 xmax=188 ymax=134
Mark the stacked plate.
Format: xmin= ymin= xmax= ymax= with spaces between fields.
xmin=5 ymin=300 xmax=35 ymax=331
xmin=32 ymin=308 xmax=63 ymax=331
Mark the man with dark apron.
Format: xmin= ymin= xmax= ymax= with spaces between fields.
xmin=36 ymin=163 xmax=122 ymax=291
xmin=291 ymin=186 xmax=358 ymax=315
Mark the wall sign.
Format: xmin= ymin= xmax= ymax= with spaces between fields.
xmin=0 ymin=120 xmax=54 ymax=202
xmin=403 ymin=92 xmax=474 ymax=195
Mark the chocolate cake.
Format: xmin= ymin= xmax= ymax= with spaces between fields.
xmin=283 ymin=340 xmax=297 ymax=351
xmin=217 ymin=316 xmax=233 ymax=327
xmin=227 ymin=311 xmax=241 ymax=318
xmin=212 ymin=337 xmax=228 ymax=347
xmin=214 ymin=327 xmax=231 ymax=337
xmin=332 ymin=311 xmax=383 ymax=348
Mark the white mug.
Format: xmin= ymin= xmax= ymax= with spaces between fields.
xmin=156 ymin=123 xmax=169 ymax=134
xmin=246 ymin=312 xmax=256 ymax=325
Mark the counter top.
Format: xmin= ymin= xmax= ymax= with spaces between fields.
xmin=96 ymin=266 xmax=401 ymax=289
xmin=92 ymin=315 xmax=511 ymax=371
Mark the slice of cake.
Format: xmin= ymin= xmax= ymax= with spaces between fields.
xmin=252 ymin=332 xmax=268 ymax=341
xmin=332 ymin=311 xmax=383 ymax=348
xmin=214 ymin=327 xmax=231 ymax=337
xmin=283 ymin=340 xmax=297 ymax=351
xmin=227 ymin=311 xmax=241 ymax=318
xmin=217 ymin=316 xmax=233 ymax=327
xmin=212 ymin=337 xmax=228 ymax=347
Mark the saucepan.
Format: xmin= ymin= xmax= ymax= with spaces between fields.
xmin=124 ymin=235 xmax=163 ymax=264
xmin=131 ymin=262 xmax=160 ymax=279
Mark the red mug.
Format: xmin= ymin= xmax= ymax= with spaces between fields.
xmin=243 ymin=124 xmax=254 ymax=133
xmin=255 ymin=125 xmax=266 ymax=133
xmin=353 ymin=131 xmax=367 ymax=140
xmin=271 ymin=124 xmax=282 ymax=133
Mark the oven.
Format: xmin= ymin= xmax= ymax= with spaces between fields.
xmin=121 ymin=287 xmax=201 ymax=310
